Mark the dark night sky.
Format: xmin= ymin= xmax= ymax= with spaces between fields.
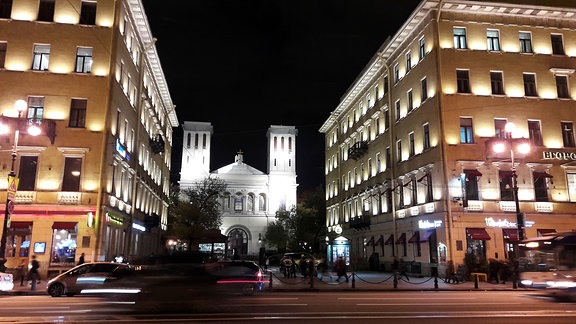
xmin=141 ymin=0 xmax=422 ymax=194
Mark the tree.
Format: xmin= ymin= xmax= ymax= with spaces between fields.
xmin=168 ymin=177 xmax=227 ymax=249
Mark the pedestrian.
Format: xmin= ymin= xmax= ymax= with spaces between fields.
xmin=29 ymin=255 xmax=40 ymax=291
xmin=444 ymin=260 xmax=459 ymax=284
xmin=17 ymin=258 xmax=28 ymax=286
xmin=393 ymin=257 xmax=409 ymax=281
xmin=317 ymin=261 xmax=333 ymax=281
xmin=77 ymin=253 xmax=85 ymax=265
xmin=335 ymin=256 xmax=349 ymax=282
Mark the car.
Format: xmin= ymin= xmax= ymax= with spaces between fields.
xmin=47 ymin=262 xmax=134 ymax=297
xmin=0 ymin=272 xmax=14 ymax=292
xmin=204 ymin=260 xmax=265 ymax=296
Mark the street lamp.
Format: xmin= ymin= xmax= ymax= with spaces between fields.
xmin=0 ymin=99 xmax=32 ymax=260
xmin=486 ymin=122 xmax=531 ymax=244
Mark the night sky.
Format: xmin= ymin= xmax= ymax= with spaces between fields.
xmin=141 ymin=0 xmax=422 ymax=193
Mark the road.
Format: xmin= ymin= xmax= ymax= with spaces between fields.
xmin=0 ymin=290 xmax=575 ymax=323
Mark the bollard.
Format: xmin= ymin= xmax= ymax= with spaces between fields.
xmin=269 ymin=272 xmax=273 ymax=288
xmin=474 ymin=274 xmax=479 ymax=289
xmin=352 ymin=272 xmax=355 ymax=289
xmin=393 ymin=271 xmax=398 ymax=289
xmin=512 ymin=273 xmax=517 ymax=289
xmin=434 ymin=274 xmax=438 ymax=289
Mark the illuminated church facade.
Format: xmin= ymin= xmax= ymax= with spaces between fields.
xmin=179 ymin=122 xmax=298 ymax=257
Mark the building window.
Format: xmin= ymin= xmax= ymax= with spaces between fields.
xmin=407 ymin=90 xmax=413 ymax=112
xmin=456 ymin=70 xmax=471 ymax=93
xmin=423 ymin=123 xmax=430 ymax=150
xmin=69 ymin=98 xmax=87 ymax=128
xmin=409 ymin=132 xmax=415 ymax=157
xmin=460 ymin=117 xmax=473 ymax=144
xmin=499 ymin=171 xmax=515 ymax=201
xmin=27 ymin=96 xmax=44 ymax=125
xmin=528 ymin=120 xmax=543 ymax=146
xmin=519 ymin=32 xmax=532 ymax=53
xmin=490 ymin=71 xmax=504 ymax=95
xmin=384 ymin=109 xmax=390 ymax=130
xmin=551 ymin=34 xmax=565 ymax=55
xmin=375 ymin=85 xmax=380 ymax=101
xmin=62 ymin=157 xmax=82 ymax=192
xmin=32 ymin=44 xmax=50 ymax=71
xmin=405 ymin=52 xmax=412 ymax=73
xmin=397 ymin=140 xmax=402 ymax=162
xmin=464 ymin=170 xmax=480 ymax=201
xmin=453 ymin=27 xmax=467 ymax=49
xmin=486 ymin=30 xmax=500 ymax=51
xmin=383 ymin=76 xmax=389 ymax=94
xmin=395 ymin=100 xmax=401 ymax=121
xmin=494 ymin=119 xmax=508 ymax=139
xmin=37 ymin=0 xmax=55 ymax=22
xmin=0 ymin=0 xmax=13 ymax=19
xmin=523 ymin=73 xmax=537 ymax=97
xmin=0 ymin=42 xmax=6 ymax=68
xmin=533 ymin=172 xmax=550 ymax=202
xmin=394 ymin=64 xmax=400 ymax=83
xmin=556 ymin=75 xmax=570 ymax=98
xmin=75 ymin=47 xmax=93 ymax=73
xmin=562 ymin=122 xmax=575 ymax=148
xmin=385 ymin=147 xmax=391 ymax=170
xmin=419 ymin=37 xmax=425 ymax=61
xmin=18 ymin=156 xmax=38 ymax=191
xmin=421 ymin=77 xmax=428 ymax=102
xmin=79 ymin=0 xmax=97 ymax=25
xmin=376 ymin=153 xmax=381 ymax=173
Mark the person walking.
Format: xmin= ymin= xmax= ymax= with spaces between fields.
xmin=77 ymin=253 xmax=85 ymax=265
xmin=334 ymin=256 xmax=349 ymax=282
xmin=29 ymin=255 xmax=40 ymax=291
xmin=17 ymin=258 xmax=28 ymax=286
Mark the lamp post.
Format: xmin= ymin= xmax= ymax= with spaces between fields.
xmin=0 ymin=99 xmax=28 ymax=260
xmin=487 ymin=122 xmax=531 ymax=248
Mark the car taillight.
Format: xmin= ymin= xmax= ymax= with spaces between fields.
xmin=257 ymin=271 xmax=262 ymax=280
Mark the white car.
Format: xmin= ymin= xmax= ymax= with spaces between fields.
xmin=0 ymin=272 xmax=14 ymax=291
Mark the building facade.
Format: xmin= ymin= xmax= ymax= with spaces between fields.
xmin=0 ymin=0 xmax=177 ymax=278
xmin=179 ymin=122 xmax=298 ymax=258
xmin=320 ymin=0 xmax=576 ymax=276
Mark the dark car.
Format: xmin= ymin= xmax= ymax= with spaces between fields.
xmin=47 ymin=262 xmax=134 ymax=297
xmin=204 ymin=260 xmax=265 ymax=296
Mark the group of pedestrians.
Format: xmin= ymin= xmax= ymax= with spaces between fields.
xmin=15 ymin=255 xmax=40 ymax=290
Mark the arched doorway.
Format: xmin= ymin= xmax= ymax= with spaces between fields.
xmin=228 ymin=228 xmax=248 ymax=257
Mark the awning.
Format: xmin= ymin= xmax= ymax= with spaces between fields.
xmin=52 ymin=222 xmax=78 ymax=230
xmin=464 ymin=169 xmax=483 ymax=178
xmin=384 ymin=234 xmax=394 ymax=245
xmin=366 ymin=236 xmax=374 ymax=246
xmin=408 ymin=232 xmax=420 ymax=243
xmin=466 ymin=227 xmax=491 ymax=240
xmin=375 ymin=235 xmax=384 ymax=246
xmin=395 ymin=233 xmax=406 ymax=244
xmin=533 ymin=171 xmax=553 ymax=179
xmin=420 ymin=230 xmax=436 ymax=243
xmin=537 ymin=229 xmax=556 ymax=237
xmin=9 ymin=221 xmax=33 ymax=228
xmin=502 ymin=228 xmax=519 ymax=242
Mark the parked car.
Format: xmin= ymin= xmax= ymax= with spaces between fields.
xmin=204 ymin=260 xmax=265 ymax=296
xmin=0 ymin=272 xmax=14 ymax=292
xmin=47 ymin=262 xmax=134 ymax=297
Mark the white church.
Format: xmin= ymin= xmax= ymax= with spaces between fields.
xmin=179 ymin=121 xmax=298 ymax=257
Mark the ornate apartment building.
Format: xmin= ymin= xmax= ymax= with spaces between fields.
xmin=179 ymin=122 xmax=298 ymax=258
xmin=320 ymin=0 xmax=576 ymax=276
xmin=0 ymin=0 xmax=177 ymax=278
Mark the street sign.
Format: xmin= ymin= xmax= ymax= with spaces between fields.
xmin=7 ymin=176 xmax=18 ymax=201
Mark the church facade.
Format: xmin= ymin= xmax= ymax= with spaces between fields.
xmin=179 ymin=122 xmax=298 ymax=257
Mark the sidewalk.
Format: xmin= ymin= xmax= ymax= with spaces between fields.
xmin=2 ymin=280 xmax=48 ymax=296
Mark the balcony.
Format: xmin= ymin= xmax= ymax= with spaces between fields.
xmin=348 ymin=141 xmax=368 ymax=160
xmin=149 ymin=134 xmax=165 ymax=154
xmin=350 ymin=213 xmax=371 ymax=230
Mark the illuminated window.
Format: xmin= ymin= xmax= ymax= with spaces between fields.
xmin=487 ymin=30 xmax=500 ymax=51
xmin=494 ymin=119 xmax=508 ymax=139
xmin=75 ymin=47 xmax=93 ymax=73
xmin=453 ymin=27 xmax=467 ymax=49
xmin=460 ymin=117 xmax=474 ymax=144
xmin=519 ymin=32 xmax=532 ymax=53
xmin=523 ymin=73 xmax=538 ymax=97
xmin=27 ymin=96 xmax=44 ymax=125
xmin=456 ymin=70 xmax=470 ymax=93
xmin=490 ymin=71 xmax=504 ymax=95
xmin=551 ymin=34 xmax=565 ymax=55
xmin=32 ymin=44 xmax=50 ymax=71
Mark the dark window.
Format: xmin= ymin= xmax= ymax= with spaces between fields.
xmin=407 ymin=90 xmax=413 ymax=112
xmin=394 ymin=64 xmax=399 ymax=83
xmin=456 ymin=70 xmax=471 ymax=93
xmin=523 ymin=73 xmax=537 ymax=96
xmin=490 ymin=71 xmax=504 ymax=95
xmin=397 ymin=140 xmax=402 ymax=162
xmin=0 ymin=42 xmax=6 ymax=69
xmin=405 ymin=52 xmax=412 ymax=73
xmin=383 ymin=76 xmax=389 ymax=94
xmin=69 ymin=99 xmax=87 ymax=128
xmin=519 ymin=32 xmax=532 ymax=53
xmin=551 ymin=34 xmax=565 ymax=55
xmin=460 ymin=117 xmax=473 ymax=144
xmin=395 ymin=100 xmax=401 ymax=121
xmin=419 ymin=38 xmax=425 ymax=61
xmin=79 ymin=1 xmax=97 ymax=25
xmin=562 ymin=122 xmax=575 ymax=148
xmin=533 ymin=172 xmax=550 ymax=202
xmin=18 ymin=156 xmax=38 ymax=191
xmin=385 ymin=147 xmax=391 ymax=170
xmin=453 ymin=27 xmax=467 ymax=49
xmin=556 ymin=75 xmax=570 ymax=98
xmin=0 ymin=0 xmax=13 ymax=19
xmin=423 ymin=123 xmax=430 ymax=150
xmin=494 ymin=119 xmax=508 ymax=139
xmin=384 ymin=109 xmax=390 ymax=130
xmin=75 ymin=47 xmax=92 ymax=73
xmin=37 ymin=0 xmax=55 ymax=22
xmin=62 ymin=157 xmax=82 ymax=192
xmin=421 ymin=77 xmax=428 ymax=102
xmin=528 ymin=120 xmax=543 ymax=146
xmin=409 ymin=132 xmax=415 ymax=157
xmin=499 ymin=171 xmax=515 ymax=201
xmin=425 ymin=173 xmax=433 ymax=203
xmin=464 ymin=170 xmax=480 ymax=201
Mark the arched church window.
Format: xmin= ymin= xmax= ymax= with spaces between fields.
xmin=186 ymin=133 xmax=191 ymax=148
xmin=259 ymin=194 xmax=266 ymax=211
xmin=234 ymin=193 xmax=243 ymax=211
xmin=247 ymin=193 xmax=254 ymax=212
xmin=202 ymin=134 xmax=207 ymax=148
xmin=194 ymin=134 xmax=199 ymax=148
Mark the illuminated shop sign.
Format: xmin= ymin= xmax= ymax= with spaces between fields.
xmin=132 ymin=223 xmax=146 ymax=232
xmin=418 ymin=219 xmax=442 ymax=229
xmin=106 ymin=212 xmax=123 ymax=225
xmin=543 ymin=151 xmax=576 ymax=160
xmin=115 ymin=139 xmax=130 ymax=161
xmin=484 ymin=217 xmax=534 ymax=228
